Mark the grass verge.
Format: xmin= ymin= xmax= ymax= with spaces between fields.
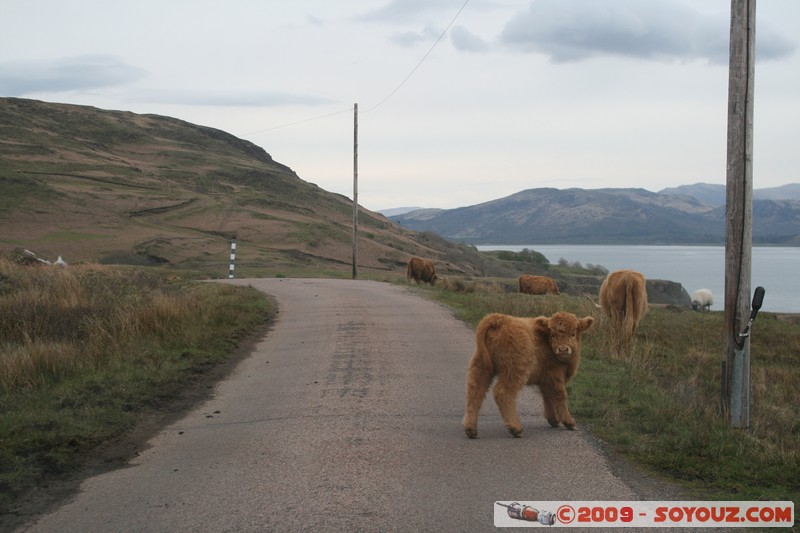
xmin=0 ymin=260 xmax=272 ymax=516
xmin=426 ymin=283 xmax=799 ymax=511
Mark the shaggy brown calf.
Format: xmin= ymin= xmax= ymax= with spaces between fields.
xmin=599 ymin=269 xmax=648 ymax=354
xmin=462 ymin=311 xmax=594 ymax=438
xmin=519 ymin=275 xmax=560 ymax=295
xmin=406 ymin=256 xmax=438 ymax=285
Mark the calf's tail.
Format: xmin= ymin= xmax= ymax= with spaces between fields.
xmin=474 ymin=315 xmax=507 ymax=376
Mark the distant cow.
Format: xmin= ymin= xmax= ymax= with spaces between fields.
xmin=519 ymin=275 xmax=560 ymax=295
xmin=462 ymin=311 xmax=594 ymax=438
xmin=599 ymin=269 xmax=648 ymax=355
xmin=406 ymin=257 xmax=438 ymax=285
xmin=691 ymin=289 xmax=714 ymax=312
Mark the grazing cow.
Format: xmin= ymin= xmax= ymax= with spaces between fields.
xmin=691 ymin=289 xmax=714 ymax=312
xmin=406 ymin=256 xmax=438 ymax=285
xmin=599 ymin=269 xmax=648 ymax=355
xmin=462 ymin=311 xmax=594 ymax=438
xmin=519 ymin=275 xmax=560 ymax=295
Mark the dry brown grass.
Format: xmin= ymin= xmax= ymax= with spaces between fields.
xmin=1 ymin=259 xmax=209 ymax=392
xmin=0 ymin=258 xmax=271 ymax=514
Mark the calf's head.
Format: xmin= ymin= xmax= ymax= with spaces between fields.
xmin=535 ymin=311 xmax=594 ymax=361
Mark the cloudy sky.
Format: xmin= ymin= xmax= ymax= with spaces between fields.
xmin=2 ymin=1 xmax=798 ymax=210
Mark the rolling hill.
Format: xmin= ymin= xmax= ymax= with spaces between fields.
xmin=391 ymin=186 xmax=800 ymax=245
xmin=660 ymin=182 xmax=800 ymax=207
xmin=0 ymin=97 xmax=491 ymax=277
xmin=6 ymin=97 xmax=795 ymax=270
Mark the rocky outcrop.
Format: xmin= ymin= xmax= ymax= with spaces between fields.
xmin=646 ymin=279 xmax=691 ymax=306
xmin=9 ymin=248 xmax=51 ymax=266
xmin=555 ymin=274 xmax=691 ymax=306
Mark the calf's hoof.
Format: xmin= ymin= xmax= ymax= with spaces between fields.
xmin=464 ymin=427 xmax=478 ymax=439
xmin=507 ymin=427 xmax=523 ymax=438
xmin=547 ymin=418 xmax=560 ymax=428
xmin=563 ymin=420 xmax=576 ymax=430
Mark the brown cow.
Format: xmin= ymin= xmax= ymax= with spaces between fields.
xmin=406 ymin=256 xmax=438 ymax=285
xmin=599 ymin=269 xmax=648 ymax=355
xmin=462 ymin=311 xmax=594 ymax=438
xmin=519 ymin=275 xmax=560 ymax=295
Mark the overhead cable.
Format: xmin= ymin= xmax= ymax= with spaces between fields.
xmin=242 ymin=0 xmax=469 ymax=134
xmin=365 ymin=0 xmax=470 ymax=113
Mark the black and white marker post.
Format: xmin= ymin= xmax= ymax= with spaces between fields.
xmin=228 ymin=238 xmax=236 ymax=279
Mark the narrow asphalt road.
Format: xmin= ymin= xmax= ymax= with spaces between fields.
xmin=21 ymin=278 xmax=684 ymax=532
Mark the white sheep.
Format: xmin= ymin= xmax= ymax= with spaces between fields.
xmin=691 ymin=289 xmax=713 ymax=312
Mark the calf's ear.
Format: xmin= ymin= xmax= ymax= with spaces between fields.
xmin=579 ymin=316 xmax=595 ymax=332
xmin=533 ymin=316 xmax=550 ymax=334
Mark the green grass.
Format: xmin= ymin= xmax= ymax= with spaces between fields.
xmin=40 ymin=230 xmax=104 ymax=243
xmin=3 ymin=260 xmax=797 ymax=524
xmin=0 ymin=176 xmax=61 ymax=211
xmin=425 ymin=283 xmax=800 ymax=509
xmin=0 ymin=260 xmax=272 ymax=514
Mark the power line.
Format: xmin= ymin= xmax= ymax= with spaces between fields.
xmin=242 ymin=106 xmax=353 ymax=135
xmin=365 ymin=0 xmax=470 ymax=113
xmin=242 ymin=0 xmax=469 ymax=135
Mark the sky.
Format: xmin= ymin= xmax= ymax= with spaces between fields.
xmin=1 ymin=0 xmax=798 ymax=211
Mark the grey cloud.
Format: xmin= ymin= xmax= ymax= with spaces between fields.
xmin=0 ymin=55 xmax=333 ymax=108
xmin=358 ymin=0 xmax=456 ymax=23
xmin=0 ymin=55 xmax=146 ymax=94
xmin=390 ymin=25 xmax=442 ymax=47
xmin=450 ymin=26 xmax=490 ymax=53
xmin=133 ymin=89 xmax=336 ymax=108
xmin=360 ymin=0 xmax=466 ymax=47
xmin=499 ymin=0 xmax=796 ymax=64
xmin=755 ymin=20 xmax=798 ymax=62
xmin=391 ymin=30 xmax=428 ymax=47
xmin=361 ymin=0 xmax=488 ymax=51
xmin=306 ymin=15 xmax=324 ymax=27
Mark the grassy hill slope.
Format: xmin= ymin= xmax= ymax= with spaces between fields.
xmin=0 ymin=98 xmax=490 ymax=277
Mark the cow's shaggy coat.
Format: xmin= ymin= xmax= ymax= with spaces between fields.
xmin=518 ymin=275 xmax=560 ymax=295
xmin=462 ymin=311 xmax=594 ymax=438
xmin=406 ymin=257 xmax=438 ymax=285
xmin=599 ymin=269 xmax=648 ymax=355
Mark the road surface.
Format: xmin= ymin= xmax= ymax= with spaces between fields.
xmin=20 ymin=278 xmax=684 ymax=532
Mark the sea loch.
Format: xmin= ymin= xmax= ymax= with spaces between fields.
xmin=477 ymin=245 xmax=800 ymax=313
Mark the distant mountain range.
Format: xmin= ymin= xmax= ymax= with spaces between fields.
xmin=388 ymin=184 xmax=800 ymax=245
xmin=660 ymin=183 xmax=800 ymax=206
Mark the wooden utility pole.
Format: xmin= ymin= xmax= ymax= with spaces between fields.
xmin=722 ymin=0 xmax=756 ymax=428
xmin=352 ymin=103 xmax=359 ymax=279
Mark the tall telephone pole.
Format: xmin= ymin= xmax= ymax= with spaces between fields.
xmin=352 ymin=103 xmax=359 ymax=280
xmin=722 ymin=0 xmax=756 ymax=428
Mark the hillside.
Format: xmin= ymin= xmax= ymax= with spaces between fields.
xmin=0 ymin=98 xmax=491 ymax=277
xmin=392 ymin=187 xmax=800 ymax=245
xmin=660 ymin=182 xmax=800 ymax=207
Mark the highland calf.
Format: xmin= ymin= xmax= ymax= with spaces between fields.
xmin=599 ymin=269 xmax=648 ymax=355
xmin=406 ymin=257 xmax=438 ymax=285
xmin=462 ymin=311 xmax=594 ymax=438
xmin=691 ymin=289 xmax=714 ymax=312
xmin=519 ymin=275 xmax=560 ymax=295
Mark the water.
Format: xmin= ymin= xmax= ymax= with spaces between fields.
xmin=477 ymin=245 xmax=800 ymax=313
